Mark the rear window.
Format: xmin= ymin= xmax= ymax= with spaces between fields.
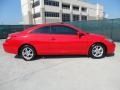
xmin=31 ymin=26 xmax=51 ymax=34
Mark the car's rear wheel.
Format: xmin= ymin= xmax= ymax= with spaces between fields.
xmin=89 ymin=43 xmax=106 ymax=59
xmin=20 ymin=45 xmax=36 ymax=61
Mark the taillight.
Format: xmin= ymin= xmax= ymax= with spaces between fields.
xmin=6 ymin=35 xmax=16 ymax=40
xmin=7 ymin=36 xmax=12 ymax=40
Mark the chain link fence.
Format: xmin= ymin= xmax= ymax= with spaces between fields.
xmin=0 ymin=19 xmax=120 ymax=42
xmin=0 ymin=25 xmax=35 ymax=39
xmin=66 ymin=18 xmax=120 ymax=42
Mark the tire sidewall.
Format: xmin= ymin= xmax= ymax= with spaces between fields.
xmin=20 ymin=45 xmax=36 ymax=61
xmin=89 ymin=44 xmax=105 ymax=59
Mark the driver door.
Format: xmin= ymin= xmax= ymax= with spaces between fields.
xmin=50 ymin=25 xmax=85 ymax=55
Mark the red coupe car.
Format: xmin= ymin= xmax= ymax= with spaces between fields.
xmin=3 ymin=23 xmax=115 ymax=61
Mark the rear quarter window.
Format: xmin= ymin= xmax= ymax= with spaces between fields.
xmin=31 ymin=26 xmax=50 ymax=34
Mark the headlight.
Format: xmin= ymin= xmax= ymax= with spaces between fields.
xmin=106 ymin=38 xmax=113 ymax=42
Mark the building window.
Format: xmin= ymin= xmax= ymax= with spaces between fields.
xmin=81 ymin=7 xmax=87 ymax=12
xmin=33 ymin=12 xmax=40 ymax=18
xmin=81 ymin=15 xmax=87 ymax=21
xmin=62 ymin=14 xmax=70 ymax=22
xmin=62 ymin=3 xmax=70 ymax=9
xmin=73 ymin=5 xmax=79 ymax=11
xmin=73 ymin=15 xmax=79 ymax=21
xmin=45 ymin=12 xmax=59 ymax=17
xmin=44 ymin=0 xmax=59 ymax=7
xmin=32 ymin=0 xmax=40 ymax=8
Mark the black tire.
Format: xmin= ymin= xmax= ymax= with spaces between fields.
xmin=20 ymin=45 xmax=36 ymax=61
xmin=89 ymin=43 xmax=106 ymax=59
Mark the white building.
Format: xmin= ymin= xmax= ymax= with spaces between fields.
xmin=20 ymin=0 xmax=104 ymax=24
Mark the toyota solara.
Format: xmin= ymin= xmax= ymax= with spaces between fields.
xmin=3 ymin=24 xmax=115 ymax=61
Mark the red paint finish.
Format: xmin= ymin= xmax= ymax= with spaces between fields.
xmin=3 ymin=24 xmax=115 ymax=56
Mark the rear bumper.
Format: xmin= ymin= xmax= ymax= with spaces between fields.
xmin=3 ymin=42 xmax=18 ymax=54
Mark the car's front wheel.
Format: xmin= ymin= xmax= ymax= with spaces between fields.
xmin=20 ymin=45 xmax=36 ymax=61
xmin=89 ymin=43 xmax=106 ymax=59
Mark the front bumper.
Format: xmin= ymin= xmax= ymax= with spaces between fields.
xmin=106 ymin=41 xmax=115 ymax=55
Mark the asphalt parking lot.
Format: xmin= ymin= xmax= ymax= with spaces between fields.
xmin=0 ymin=40 xmax=120 ymax=90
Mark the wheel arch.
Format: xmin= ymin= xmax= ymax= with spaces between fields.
xmin=18 ymin=44 xmax=37 ymax=55
xmin=88 ymin=42 xmax=107 ymax=56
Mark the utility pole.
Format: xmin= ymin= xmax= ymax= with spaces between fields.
xmin=32 ymin=0 xmax=36 ymax=24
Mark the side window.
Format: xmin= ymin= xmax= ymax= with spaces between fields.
xmin=51 ymin=26 xmax=77 ymax=35
xmin=31 ymin=26 xmax=50 ymax=34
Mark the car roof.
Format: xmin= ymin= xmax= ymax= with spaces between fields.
xmin=38 ymin=23 xmax=71 ymax=27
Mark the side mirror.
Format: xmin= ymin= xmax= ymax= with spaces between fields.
xmin=77 ymin=32 xmax=84 ymax=37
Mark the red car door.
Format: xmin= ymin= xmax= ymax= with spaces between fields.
xmin=50 ymin=25 xmax=86 ymax=55
xmin=29 ymin=26 xmax=53 ymax=55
